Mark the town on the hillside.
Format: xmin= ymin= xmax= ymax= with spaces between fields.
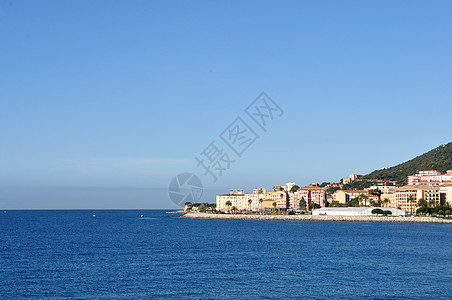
xmin=185 ymin=170 xmax=452 ymax=217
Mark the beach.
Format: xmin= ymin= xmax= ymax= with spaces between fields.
xmin=182 ymin=212 xmax=452 ymax=223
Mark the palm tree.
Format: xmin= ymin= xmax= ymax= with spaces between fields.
xmin=280 ymin=193 xmax=286 ymax=211
xmin=231 ymin=206 xmax=237 ymax=213
xmin=376 ymin=198 xmax=382 ymax=207
xmin=355 ymin=195 xmax=364 ymax=206
xmin=383 ymin=198 xmax=390 ymax=207
xmin=362 ymin=195 xmax=369 ymax=207
xmin=407 ymin=195 xmax=415 ymax=215
xmin=225 ymin=200 xmax=232 ymax=212
xmin=272 ymin=202 xmax=277 ymax=213
xmin=259 ymin=198 xmax=263 ymax=212
xmin=369 ymin=188 xmax=382 ymax=201
xmin=248 ymin=199 xmax=252 ymax=212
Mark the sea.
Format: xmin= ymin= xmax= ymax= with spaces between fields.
xmin=1 ymin=210 xmax=451 ymax=299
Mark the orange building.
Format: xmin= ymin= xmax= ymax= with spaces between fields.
xmin=296 ymin=186 xmax=327 ymax=209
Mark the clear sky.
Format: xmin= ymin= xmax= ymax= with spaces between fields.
xmin=1 ymin=0 xmax=451 ymax=208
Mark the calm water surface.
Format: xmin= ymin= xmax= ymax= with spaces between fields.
xmin=1 ymin=210 xmax=451 ymax=299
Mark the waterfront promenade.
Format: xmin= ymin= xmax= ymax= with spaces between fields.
xmin=182 ymin=212 xmax=452 ymax=223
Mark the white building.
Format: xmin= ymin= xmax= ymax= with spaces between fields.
xmin=283 ymin=182 xmax=297 ymax=192
xmin=418 ymin=170 xmax=441 ymax=176
xmin=369 ymin=185 xmax=397 ymax=194
xmin=408 ymin=170 xmax=452 ymax=185
xmin=312 ymin=207 xmax=406 ymax=216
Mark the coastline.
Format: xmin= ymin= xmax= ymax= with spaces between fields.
xmin=181 ymin=212 xmax=452 ymax=223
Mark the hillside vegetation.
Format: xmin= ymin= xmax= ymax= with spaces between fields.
xmin=362 ymin=142 xmax=452 ymax=184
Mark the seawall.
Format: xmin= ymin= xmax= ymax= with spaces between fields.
xmin=181 ymin=212 xmax=452 ymax=223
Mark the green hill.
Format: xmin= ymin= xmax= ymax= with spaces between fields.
xmin=362 ymin=142 xmax=452 ymax=184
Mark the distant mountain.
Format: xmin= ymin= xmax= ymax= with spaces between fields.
xmin=363 ymin=142 xmax=452 ymax=184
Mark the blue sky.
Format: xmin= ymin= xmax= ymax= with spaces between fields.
xmin=1 ymin=0 xmax=451 ymax=208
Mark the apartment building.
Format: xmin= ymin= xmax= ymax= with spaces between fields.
xmin=438 ymin=184 xmax=452 ymax=205
xmin=216 ymin=190 xmax=246 ymax=211
xmin=381 ymin=185 xmax=442 ymax=212
xmin=283 ymin=182 xmax=297 ymax=192
xmin=267 ymin=190 xmax=289 ymax=210
xmin=297 ymin=186 xmax=327 ymax=208
xmin=408 ymin=170 xmax=452 ymax=185
xmin=216 ymin=188 xmax=270 ymax=212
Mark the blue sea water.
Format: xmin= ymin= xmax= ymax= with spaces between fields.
xmin=1 ymin=210 xmax=452 ymax=299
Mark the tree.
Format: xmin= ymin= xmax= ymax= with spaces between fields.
xmin=362 ymin=195 xmax=369 ymax=206
xmin=346 ymin=197 xmax=360 ymax=207
xmin=330 ymin=201 xmax=340 ymax=207
xmin=445 ymin=210 xmax=452 ymax=216
xmin=382 ymin=198 xmax=390 ymax=207
xmin=248 ymin=199 xmax=252 ymax=212
xmin=272 ymin=202 xmax=277 ymax=213
xmin=225 ymin=201 xmax=232 ymax=212
xmin=417 ymin=198 xmax=427 ymax=208
xmin=231 ymin=206 xmax=237 ymax=213
xmin=369 ymin=188 xmax=382 ymax=200
xmin=371 ymin=208 xmax=384 ymax=215
xmin=299 ymin=197 xmax=306 ymax=211
xmin=417 ymin=206 xmax=432 ymax=215
xmin=290 ymin=185 xmax=300 ymax=193
xmin=416 ymin=206 xmax=425 ymax=215
xmin=199 ymin=204 xmax=207 ymax=213
xmin=326 ymin=186 xmax=340 ymax=195
xmin=357 ymin=142 xmax=452 ymax=185
xmin=309 ymin=203 xmax=321 ymax=210
xmin=432 ymin=205 xmax=449 ymax=216
xmin=354 ymin=195 xmax=365 ymax=206
xmin=259 ymin=198 xmax=263 ymax=212
xmin=407 ymin=195 xmax=416 ymax=215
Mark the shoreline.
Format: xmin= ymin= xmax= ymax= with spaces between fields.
xmin=181 ymin=212 xmax=452 ymax=223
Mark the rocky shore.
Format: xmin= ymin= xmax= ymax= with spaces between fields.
xmin=181 ymin=212 xmax=452 ymax=223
